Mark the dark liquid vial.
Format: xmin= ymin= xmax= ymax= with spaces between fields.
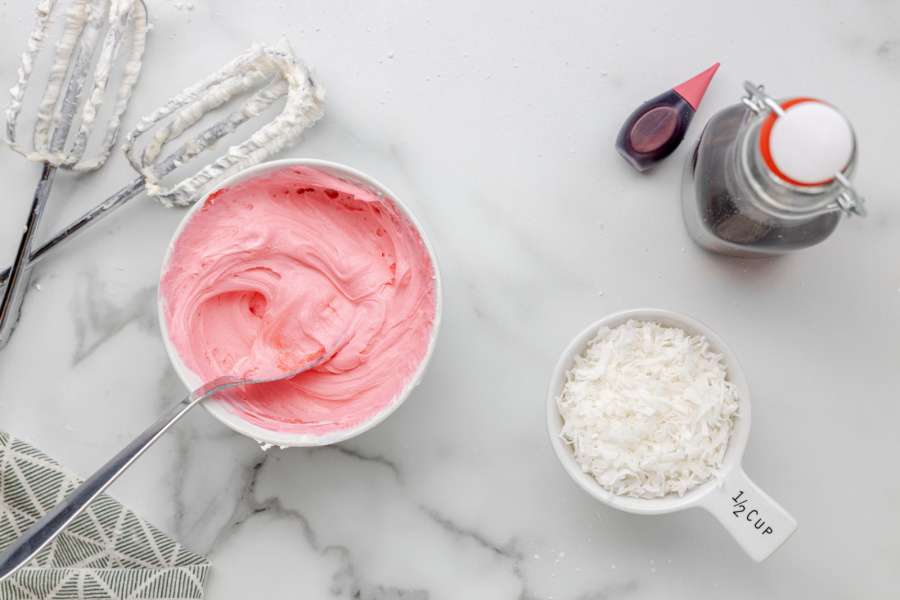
xmin=616 ymin=90 xmax=694 ymax=172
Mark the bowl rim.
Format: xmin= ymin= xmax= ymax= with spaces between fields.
xmin=157 ymin=158 xmax=443 ymax=447
xmin=546 ymin=308 xmax=752 ymax=515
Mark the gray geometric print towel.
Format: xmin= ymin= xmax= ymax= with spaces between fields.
xmin=0 ymin=433 xmax=210 ymax=599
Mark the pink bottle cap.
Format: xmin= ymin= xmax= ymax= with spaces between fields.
xmin=673 ymin=63 xmax=720 ymax=111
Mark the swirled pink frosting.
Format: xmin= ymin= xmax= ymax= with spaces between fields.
xmin=160 ymin=166 xmax=436 ymax=435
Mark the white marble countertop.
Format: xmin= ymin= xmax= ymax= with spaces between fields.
xmin=1 ymin=0 xmax=898 ymax=598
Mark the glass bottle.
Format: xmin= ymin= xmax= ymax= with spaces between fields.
xmin=681 ymin=82 xmax=866 ymax=257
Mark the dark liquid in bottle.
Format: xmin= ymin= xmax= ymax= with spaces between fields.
xmin=683 ymin=104 xmax=841 ymax=256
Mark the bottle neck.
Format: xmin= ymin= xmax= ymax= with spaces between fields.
xmin=737 ymin=111 xmax=857 ymax=218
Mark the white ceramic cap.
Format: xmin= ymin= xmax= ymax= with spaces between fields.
xmin=768 ymin=101 xmax=853 ymax=185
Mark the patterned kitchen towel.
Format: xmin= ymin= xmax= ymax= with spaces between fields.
xmin=0 ymin=432 xmax=210 ymax=599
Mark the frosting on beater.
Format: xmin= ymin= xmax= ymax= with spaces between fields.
xmin=6 ymin=0 xmax=148 ymax=170
xmin=124 ymin=42 xmax=325 ymax=208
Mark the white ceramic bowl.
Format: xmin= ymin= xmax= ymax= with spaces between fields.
xmin=158 ymin=158 xmax=442 ymax=448
xmin=547 ymin=308 xmax=796 ymax=561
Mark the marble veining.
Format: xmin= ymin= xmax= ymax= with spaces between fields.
xmin=206 ymin=452 xmax=430 ymax=599
xmin=0 ymin=0 xmax=898 ymax=598
xmin=69 ymin=270 xmax=157 ymax=366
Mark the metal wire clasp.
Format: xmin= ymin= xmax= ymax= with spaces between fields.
xmin=834 ymin=173 xmax=867 ymax=217
xmin=741 ymin=81 xmax=784 ymax=116
xmin=742 ymin=80 xmax=868 ymax=218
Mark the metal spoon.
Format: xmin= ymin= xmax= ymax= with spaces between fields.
xmin=0 ymin=350 xmax=325 ymax=582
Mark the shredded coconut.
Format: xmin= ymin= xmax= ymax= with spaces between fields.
xmin=557 ymin=320 xmax=739 ymax=498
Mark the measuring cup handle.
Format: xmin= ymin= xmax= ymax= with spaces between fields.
xmin=698 ymin=467 xmax=797 ymax=562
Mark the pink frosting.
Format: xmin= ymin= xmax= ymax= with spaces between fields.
xmin=160 ymin=166 xmax=436 ymax=436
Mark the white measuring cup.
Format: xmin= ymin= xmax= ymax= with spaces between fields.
xmin=546 ymin=308 xmax=797 ymax=561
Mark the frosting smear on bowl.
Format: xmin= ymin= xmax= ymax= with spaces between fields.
xmin=160 ymin=166 xmax=436 ymax=435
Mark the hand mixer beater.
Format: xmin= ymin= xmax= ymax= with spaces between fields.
xmin=0 ymin=42 xmax=325 ymax=318
xmin=0 ymin=0 xmax=149 ymax=347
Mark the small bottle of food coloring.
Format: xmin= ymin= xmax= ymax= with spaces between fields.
xmin=681 ymin=81 xmax=867 ymax=257
xmin=616 ymin=63 xmax=719 ymax=172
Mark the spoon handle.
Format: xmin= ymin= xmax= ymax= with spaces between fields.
xmin=0 ymin=379 xmax=230 ymax=582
